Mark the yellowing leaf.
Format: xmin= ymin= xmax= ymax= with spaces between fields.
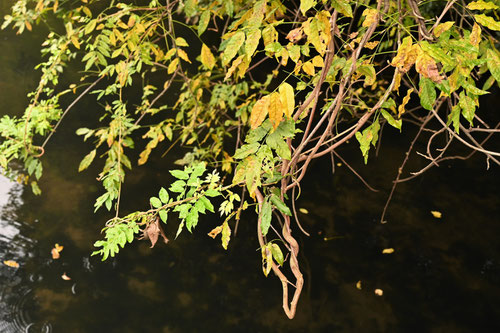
xmin=391 ymin=37 xmax=420 ymax=73
xmin=245 ymin=29 xmax=261 ymax=59
xmin=332 ymin=0 xmax=353 ymax=18
xmin=467 ymin=0 xmax=499 ymax=10
xmin=302 ymin=61 xmax=315 ymax=76
xmin=268 ymin=92 xmax=283 ymax=131
xmin=175 ymin=37 xmax=189 ymax=47
xmin=486 ymin=49 xmax=500 ymax=83
xmin=362 ymin=8 xmax=378 ymax=28
xmin=356 ymin=280 xmax=362 ymax=290
xmin=433 ymin=21 xmax=454 ymax=37
xmin=201 ymin=44 xmax=215 ymax=70
xmin=416 ymin=52 xmax=444 ymax=83
xmin=78 ymin=149 xmax=96 ymax=172
xmin=382 ymin=248 xmax=395 ymax=254
xmin=222 ymin=31 xmax=245 ymax=66
xmin=61 ymin=273 xmax=71 ymax=280
xmin=300 ymin=0 xmax=316 ymax=15
xmin=177 ymin=49 xmax=191 ymax=63
xmin=249 ymin=95 xmax=270 ymax=129
xmin=224 ymin=55 xmax=243 ymax=81
xmin=299 ymin=207 xmax=309 ymax=214
xmin=431 ymin=210 xmax=442 ymax=218
xmin=3 ymin=260 xmax=19 ymax=268
xmin=278 ymin=82 xmax=295 ymax=118
xmin=261 ymin=244 xmax=273 ymax=276
xmin=168 ymin=57 xmax=179 ymax=74
xmin=221 ymin=220 xmax=231 ymax=250
xmin=474 ymin=14 xmax=500 ymax=31
xmin=398 ymin=88 xmax=413 ymax=117
xmin=374 ymin=289 xmax=383 ymax=296
xmin=71 ymin=35 xmax=80 ymax=49
xmin=470 ymin=23 xmax=481 ymax=47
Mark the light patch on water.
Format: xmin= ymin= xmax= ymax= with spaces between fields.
xmin=0 ymin=173 xmax=22 ymax=240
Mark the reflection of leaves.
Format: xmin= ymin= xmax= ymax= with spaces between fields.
xmin=382 ymin=248 xmax=395 ymax=254
xmin=61 ymin=273 xmax=71 ymax=280
xmin=51 ymin=243 xmax=64 ymax=259
xmin=3 ymin=260 xmax=19 ymax=268
xmin=431 ymin=210 xmax=442 ymax=218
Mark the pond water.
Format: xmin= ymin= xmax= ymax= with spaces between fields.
xmin=1 ymin=5 xmax=500 ymax=333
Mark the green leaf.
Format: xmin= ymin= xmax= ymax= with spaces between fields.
xmin=380 ymin=109 xmax=402 ymax=131
xmin=260 ymin=199 xmax=272 ymax=236
xmin=419 ymin=78 xmax=436 ymax=110
xmin=233 ymin=142 xmax=260 ymax=159
xmin=266 ymin=131 xmax=291 ymax=160
xmin=169 ymin=180 xmax=186 ymax=193
xmin=78 ymin=149 xmax=96 ymax=172
xmin=474 ymin=14 xmax=500 ymax=31
xmin=270 ymin=243 xmax=284 ymax=266
xmin=199 ymin=196 xmax=215 ymax=213
xmin=447 ymin=104 xmax=461 ymax=133
xmin=159 ymin=187 xmax=169 ymax=203
xmin=300 ymin=0 xmax=316 ymax=15
xmin=270 ymin=194 xmax=292 ymax=216
xmin=245 ymin=29 xmax=261 ymax=60
xmin=486 ymin=49 xmax=500 ymax=83
xmin=331 ymin=0 xmax=352 ymax=17
xmin=459 ymin=91 xmax=476 ymax=125
xmin=170 ymin=169 xmax=189 ymax=179
xmin=204 ymin=188 xmax=221 ymax=197
xmin=222 ymin=31 xmax=245 ymax=66
xmin=150 ymin=197 xmax=162 ymax=208
xmin=186 ymin=208 xmax=199 ymax=232
xmin=159 ymin=210 xmax=168 ymax=223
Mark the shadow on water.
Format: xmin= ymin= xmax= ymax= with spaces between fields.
xmin=1 ymin=5 xmax=500 ymax=333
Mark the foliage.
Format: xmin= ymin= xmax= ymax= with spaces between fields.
xmin=1 ymin=0 xmax=500 ymax=319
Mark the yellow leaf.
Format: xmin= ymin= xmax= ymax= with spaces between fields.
xmin=431 ymin=210 xmax=442 ymax=218
xmin=245 ymin=29 xmax=261 ymax=60
xmin=299 ymin=208 xmax=309 ymax=214
xmin=221 ymin=221 xmax=231 ymax=250
xmin=177 ymin=49 xmax=191 ymax=63
xmin=356 ymin=280 xmax=362 ymax=290
xmin=467 ymin=0 xmax=499 ymax=10
xmin=261 ymin=244 xmax=273 ymax=277
xmin=168 ymin=57 xmax=179 ymax=74
xmin=382 ymin=248 xmax=395 ymax=254
xmin=222 ymin=31 xmax=245 ymax=66
xmin=3 ymin=260 xmax=19 ymax=268
xmin=278 ymin=82 xmax=295 ymax=118
xmin=61 ymin=273 xmax=71 ymax=280
xmin=201 ymin=44 xmax=215 ymax=70
xmin=470 ymin=23 xmax=481 ymax=47
xmin=474 ymin=14 xmax=500 ymax=31
xmin=175 ymin=37 xmax=189 ymax=47
xmin=374 ymin=288 xmax=383 ymax=296
xmin=312 ymin=55 xmax=324 ymax=67
xmin=393 ymin=71 xmax=402 ymax=93
xmin=249 ymin=95 xmax=270 ymax=129
xmin=433 ymin=21 xmax=454 ymax=37
xmin=25 ymin=21 xmax=32 ymax=31
xmin=51 ymin=248 xmax=60 ymax=259
xmin=268 ymin=92 xmax=283 ymax=131
xmin=398 ymin=88 xmax=413 ymax=117
xmin=365 ymin=41 xmax=379 ymax=50
xmin=302 ymin=61 xmax=315 ymax=76
xmin=362 ymin=8 xmax=378 ymax=28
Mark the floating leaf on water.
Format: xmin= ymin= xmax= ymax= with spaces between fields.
xmin=299 ymin=208 xmax=309 ymax=214
xmin=3 ymin=260 xmax=19 ymax=268
xmin=431 ymin=210 xmax=442 ymax=218
xmin=61 ymin=273 xmax=71 ymax=280
xmin=356 ymin=280 xmax=362 ymax=290
xmin=51 ymin=248 xmax=60 ymax=259
xmin=382 ymin=248 xmax=395 ymax=254
xmin=374 ymin=288 xmax=383 ymax=296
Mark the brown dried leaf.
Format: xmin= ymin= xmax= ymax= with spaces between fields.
xmin=286 ymin=27 xmax=303 ymax=43
xmin=208 ymin=225 xmax=223 ymax=239
xmin=144 ymin=218 xmax=169 ymax=248
xmin=416 ymin=52 xmax=444 ymax=83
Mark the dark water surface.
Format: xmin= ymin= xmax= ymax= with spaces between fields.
xmin=1 ymin=5 xmax=500 ymax=333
